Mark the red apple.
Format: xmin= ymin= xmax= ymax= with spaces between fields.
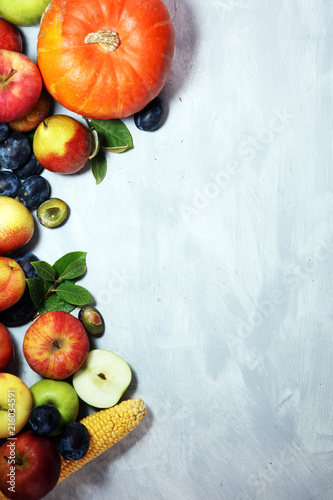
xmin=0 ymin=49 xmax=42 ymax=123
xmin=0 ymin=323 xmax=14 ymax=370
xmin=0 ymin=19 xmax=22 ymax=52
xmin=0 ymin=432 xmax=61 ymax=500
xmin=9 ymin=88 xmax=52 ymax=132
xmin=23 ymin=310 xmax=90 ymax=380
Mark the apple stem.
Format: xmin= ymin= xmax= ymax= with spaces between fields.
xmin=3 ymin=455 xmax=23 ymax=466
xmin=1 ymin=68 xmax=16 ymax=83
xmin=52 ymin=340 xmax=60 ymax=349
xmin=38 ymin=112 xmax=47 ymax=128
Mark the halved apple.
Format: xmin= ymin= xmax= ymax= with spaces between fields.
xmin=72 ymin=349 xmax=132 ymax=408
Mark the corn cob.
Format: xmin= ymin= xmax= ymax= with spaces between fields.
xmin=58 ymin=398 xmax=146 ymax=482
xmin=0 ymin=398 xmax=146 ymax=500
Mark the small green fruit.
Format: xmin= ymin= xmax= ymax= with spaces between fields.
xmin=78 ymin=306 xmax=104 ymax=336
xmin=37 ymin=198 xmax=69 ymax=228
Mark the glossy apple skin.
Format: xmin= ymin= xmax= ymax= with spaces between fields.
xmin=0 ymin=257 xmax=26 ymax=312
xmin=0 ymin=323 xmax=14 ymax=369
xmin=0 ymin=372 xmax=33 ymax=439
xmin=0 ymin=49 xmax=42 ymax=123
xmin=33 ymin=115 xmax=92 ymax=174
xmin=0 ymin=197 xmax=35 ymax=256
xmin=0 ymin=19 xmax=22 ymax=52
xmin=23 ymin=310 xmax=90 ymax=380
xmin=9 ymin=88 xmax=52 ymax=132
xmin=0 ymin=432 xmax=61 ymax=500
xmin=30 ymin=378 xmax=79 ymax=435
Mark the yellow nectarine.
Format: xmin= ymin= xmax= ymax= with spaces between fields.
xmin=0 ymin=257 xmax=26 ymax=312
xmin=0 ymin=197 xmax=34 ymax=255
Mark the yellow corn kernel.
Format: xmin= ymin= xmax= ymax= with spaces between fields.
xmin=0 ymin=398 xmax=146 ymax=500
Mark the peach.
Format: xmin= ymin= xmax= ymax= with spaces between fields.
xmin=0 ymin=197 xmax=34 ymax=255
xmin=0 ymin=257 xmax=26 ymax=312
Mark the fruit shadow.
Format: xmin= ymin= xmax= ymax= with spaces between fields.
xmin=163 ymin=0 xmax=199 ymax=99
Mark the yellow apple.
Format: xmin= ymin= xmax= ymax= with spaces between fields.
xmin=0 ymin=256 xmax=26 ymax=312
xmin=0 ymin=196 xmax=34 ymax=255
xmin=0 ymin=372 xmax=33 ymax=438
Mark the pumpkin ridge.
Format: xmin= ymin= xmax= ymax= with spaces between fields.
xmin=116 ymin=57 xmax=155 ymax=105
xmin=76 ymin=54 xmax=121 ymax=116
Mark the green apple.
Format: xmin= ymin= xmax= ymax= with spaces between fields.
xmin=0 ymin=0 xmax=51 ymax=27
xmin=29 ymin=378 xmax=79 ymax=435
xmin=72 ymin=349 xmax=132 ymax=408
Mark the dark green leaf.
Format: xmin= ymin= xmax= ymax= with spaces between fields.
xmin=55 ymin=282 xmax=93 ymax=306
xmin=38 ymin=293 xmax=76 ymax=315
xmin=26 ymin=278 xmax=52 ymax=308
xmin=31 ymin=261 xmax=56 ymax=281
xmin=91 ymin=149 xmax=107 ymax=184
xmin=53 ymin=252 xmax=87 ymax=278
xmin=90 ymin=119 xmax=133 ymax=151
xmin=58 ymin=260 xmax=87 ymax=281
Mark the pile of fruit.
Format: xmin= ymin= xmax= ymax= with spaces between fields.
xmin=0 ymin=248 xmax=146 ymax=500
xmin=0 ymin=0 xmax=175 ymax=498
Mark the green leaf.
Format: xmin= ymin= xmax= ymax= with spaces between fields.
xmin=89 ymin=128 xmax=100 ymax=160
xmin=55 ymin=282 xmax=93 ymax=306
xmin=89 ymin=119 xmax=133 ymax=152
xmin=31 ymin=261 xmax=56 ymax=281
xmin=58 ymin=260 xmax=87 ymax=281
xmin=53 ymin=252 xmax=87 ymax=278
xmin=38 ymin=294 xmax=76 ymax=315
xmin=91 ymin=149 xmax=107 ymax=184
xmin=26 ymin=278 xmax=52 ymax=308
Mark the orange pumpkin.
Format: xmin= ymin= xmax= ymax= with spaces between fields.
xmin=37 ymin=0 xmax=174 ymax=119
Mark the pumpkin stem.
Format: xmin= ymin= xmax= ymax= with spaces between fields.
xmin=84 ymin=30 xmax=120 ymax=52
